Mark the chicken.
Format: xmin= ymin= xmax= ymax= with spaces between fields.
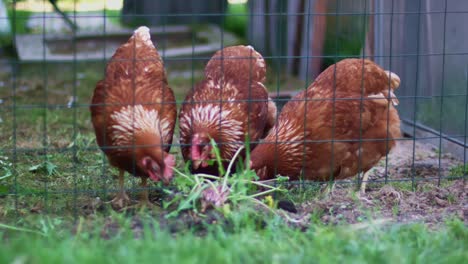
xmin=179 ymin=45 xmax=276 ymax=175
xmin=250 ymin=58 xmax=401 ymax=193
xmin=90 ymin=26 xmax=177 ymax=208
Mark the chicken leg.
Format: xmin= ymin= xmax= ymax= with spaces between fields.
xmin=110 ymin=169 xmax=130 ymax=209
xmin=360 ymin=171 xmax=371 ymax=194
xmin=137 ymin=177 xmax=154 ymax=209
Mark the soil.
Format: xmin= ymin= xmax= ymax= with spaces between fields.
xmin=5 ymin=138 xmax=467 ymax=237
xmin=284 ymin=179 xmax=466 ymax=229
xmin=365 ymin=140 xmax=462 ymax=181
xmin=85 ymin=176 xmax=466 ymax=239
xmin=280 ymin=139 xmax=466 ymax=229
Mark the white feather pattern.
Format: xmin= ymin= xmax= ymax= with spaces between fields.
xmin=266 ymin=118 xmax=313 ymax=162
xmin=180 ymin=104 xmax=244 ymax=156
xmin=110 ymin=105 xmax=170 ymax=146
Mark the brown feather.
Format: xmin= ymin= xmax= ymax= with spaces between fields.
xmin=90 ymin=27 xmax=176 ymax=180
xmin=250 ymin=58 xmax=401 ymax=181
xmin=179 ymin=45 xmax=275 ymax=175
xmin=204 ymin=45 xmax=266 ymax=83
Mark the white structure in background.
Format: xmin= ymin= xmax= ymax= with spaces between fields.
xmin=26 ymin=12 xmax=121 ymax=34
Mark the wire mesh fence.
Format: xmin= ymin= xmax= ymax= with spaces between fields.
xmin=0 ymin=0 xmax=467 ymax=219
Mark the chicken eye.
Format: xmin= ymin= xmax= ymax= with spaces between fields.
xmin=141 ymin=157 xmax=151 ymax=168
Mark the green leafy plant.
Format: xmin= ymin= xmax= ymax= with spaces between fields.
xmin=29 ymin=160 xmax=59 ymax=177
xmin=164 ymin=138 xmax=287 ymax=218
xmin=0 ymin=152 xmax=12 ymax=196
xmin=67 ymin=132 xmax=95 ymax=160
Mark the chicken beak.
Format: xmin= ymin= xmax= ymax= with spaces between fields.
xmin=147 ymin=170 xmax=160 ymax=182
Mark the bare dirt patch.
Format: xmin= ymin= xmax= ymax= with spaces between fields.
xmin=280 ymin=139 xmax=467 ymax=229
xmin=366 ymin=139 xmax=462 ymax=181
xmin=289 ymin=180 xmax=466 ymax=228
xmin=83 ymin=178 xmax=466 ymax=238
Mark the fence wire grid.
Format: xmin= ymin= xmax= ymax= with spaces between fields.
xmin=0 ymin=0 xmax=467 ymax=218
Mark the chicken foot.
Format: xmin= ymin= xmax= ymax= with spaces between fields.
xmin=110 ymin=170 xmax=131 ymax=209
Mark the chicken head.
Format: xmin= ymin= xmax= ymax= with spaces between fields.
xmin=191 ymin=133 xmax=214 ymax=169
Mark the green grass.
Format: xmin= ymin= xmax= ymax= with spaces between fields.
xmin=449 ymin=164 xmax=468 ymax=177
xmin=0 ymin=216 xmax=466 ymax=264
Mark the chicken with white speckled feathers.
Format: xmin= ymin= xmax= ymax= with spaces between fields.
xmin=90 ymin=27 xmax=177 ymax=209
xmin=179 ymin=45 xmax=277 ymax=175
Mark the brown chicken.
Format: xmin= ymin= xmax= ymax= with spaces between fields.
xmin=179 ymin=45 xmax=277 ymax=175
xmin=250 ymin=58 xmax=401 ymax=193
xmin=90 ymin=26 xmax=177 ymax=208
